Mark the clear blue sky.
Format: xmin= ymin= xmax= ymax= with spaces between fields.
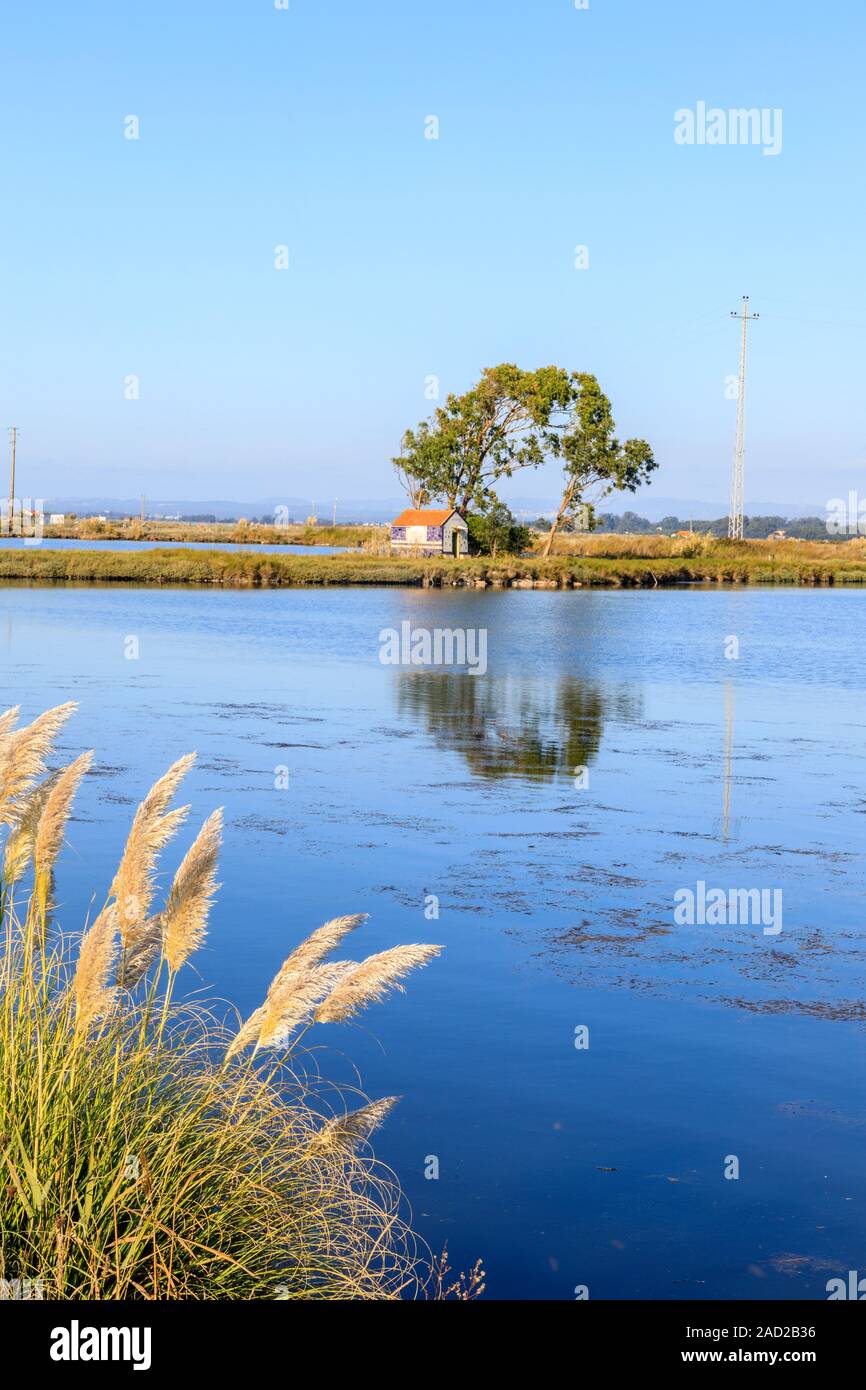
xmin=1 ymin=0 xmax=864 ymax=511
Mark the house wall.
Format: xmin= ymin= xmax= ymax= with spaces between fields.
xmin=390 ymin=515 xmax=469 ymax=554
xmin=442 ymin=515 xmax=468 ymax=555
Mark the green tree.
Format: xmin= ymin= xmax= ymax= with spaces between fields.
xmin=393 ymin=367 xmax=655 ymax=547
xmin=542 ymin=375 xmax=656 ymax=556
xmin=393 ymin=364 xmax=574 ymax=516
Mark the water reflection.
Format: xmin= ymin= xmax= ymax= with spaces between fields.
xmin=395 ymin=672 xmax=642 ymax=782
xmin=722 ymin=681 xmax=735 ymax=842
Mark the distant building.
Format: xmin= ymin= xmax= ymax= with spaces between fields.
xmin=771 ymin=529 xmax=787 ymax=540
xmin=390 ymin=508 xmax=469 ymax=556
xmin=48 ymin=513 xmax=65 ymax=525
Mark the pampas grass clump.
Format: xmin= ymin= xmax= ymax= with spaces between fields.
xmin=0 ymin=704 xmax=451 ymax=1300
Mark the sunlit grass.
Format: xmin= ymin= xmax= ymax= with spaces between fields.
xmin=0 ymin=705 xmax=456 ymax=1300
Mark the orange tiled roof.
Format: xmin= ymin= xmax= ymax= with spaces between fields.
xmin=391 ymin=508 xmax=456 ymax=526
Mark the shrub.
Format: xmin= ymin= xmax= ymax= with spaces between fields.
xmin=0 ymin=704 xmax=449 ymax=1299
xmin=467 ymin=504 xmax=530 ymax=557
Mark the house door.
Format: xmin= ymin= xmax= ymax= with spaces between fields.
xmin=452 ymin=528 xmax=459 ymax=556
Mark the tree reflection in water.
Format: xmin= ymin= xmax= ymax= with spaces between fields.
xmin=395 ymin=672 xmax=643 ymax=782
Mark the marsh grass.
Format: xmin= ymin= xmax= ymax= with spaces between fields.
xmin=535 ymin=531 xmax=866 ymax=562
xmin=0 ymin=704 xmax=447 ymax=1300
xmin=3 ymin=537 xmax=866 ymax=588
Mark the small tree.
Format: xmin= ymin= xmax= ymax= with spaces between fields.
xmin=467 ymin=503 xmax=530 ymax=557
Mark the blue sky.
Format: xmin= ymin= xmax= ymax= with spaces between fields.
xmin=1 ymin=0 xmax=864 ymax=512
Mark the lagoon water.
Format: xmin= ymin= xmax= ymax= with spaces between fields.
xmin=1 ymin=583 xmax=864 ymax=1299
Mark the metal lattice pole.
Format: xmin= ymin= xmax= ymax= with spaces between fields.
xmin=8 ymin=427 xmax=17 ymax=512
xmin=728 ymin=297 xmax=759 ymax=540
xmin=7 ymin=427 xmax=18 ymax=535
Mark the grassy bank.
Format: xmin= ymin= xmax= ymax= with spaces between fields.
xmin=2 ymin=540 xmax=866 ymax=587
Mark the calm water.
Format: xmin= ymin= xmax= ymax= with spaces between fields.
xmin=1 ymin=584 xmax=864 ymax=1300
xmin=0 ymin=538 xmax=347 ymax=554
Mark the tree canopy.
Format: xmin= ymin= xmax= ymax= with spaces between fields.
xmin=392 ymin=365 xmax=656 ymax=554
xmin=392 ymin=364 xmax=574 ymax=516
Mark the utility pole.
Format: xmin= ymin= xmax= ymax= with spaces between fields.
xmin=332 ymin=498 xmax=337 ymax=526
xmin=8 ymin=427 xmax=18 ymax=527
xmin=140 ymin=494 xmax=146 ymax=523
xmin=728 ymin=297 xmax=759 ymax=540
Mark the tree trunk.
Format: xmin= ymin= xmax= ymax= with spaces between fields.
xmin=542 ymin=484 xmax=577 ymax=557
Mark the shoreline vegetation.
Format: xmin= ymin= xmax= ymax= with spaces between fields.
xmin=2 ymin=535 xmax=866 ymax=587
xmin=0 ymin=703 xmax=479 ymax=1300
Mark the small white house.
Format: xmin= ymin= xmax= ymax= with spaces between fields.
xmin=390 ymin=508 xmax=469 ymax=557
xmin=48 ymin=513 xmax=66 ymax=525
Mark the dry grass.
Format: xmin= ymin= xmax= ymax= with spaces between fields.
xmin=533 ymin=531 xmax=866 ymax=562
xmin=0 ymin=705 xmax=457 ymax=1300
xmin=161 ymin=808 xmax=223 ymax=972
xmin=43 ymin=518 xmax=376 ymax=549
xmin=0 ymin=702 xmax=76 ymax=826
xmin=314 ymin=946 xmax=444 ymax=1024
xmin=109 ymin=753 xmax=193 ymax=970
xmin=312 ymin=1098 xmax=401 ymax=1157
